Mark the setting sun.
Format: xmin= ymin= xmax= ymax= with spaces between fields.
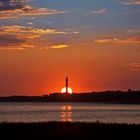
xmin=61 ymin=87 xmax=73 ymax=94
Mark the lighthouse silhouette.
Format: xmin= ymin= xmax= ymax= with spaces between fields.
xmin=65 ymin=76 xmax=68 ymax=94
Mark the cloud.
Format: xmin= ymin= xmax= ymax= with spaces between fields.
xmin=0 ymin=34 xmax=34 ymax=50
xmin=128 ymin=62 xmax=140 ymax=71
xmin=49 ymin=44 xmax=68 ymax=49
xmin=123 ymin=0 xmax=140 ymax=5
xmin=27 ymin=22 xmax=33 ymax=25
xmin=0 ymin=0 xmax=67 ymax=19
xmin=0 ymin=25 xmax=67 ymax=50
xmin=0 ymin=47 xmax=26 ymax=50
xmin=127 ymin=29 xmax=140 ymax=33
xmin=0 ymin=25 xmax=67 ymax=37
xmin=94 ymin=37 xmax=140 ymax=43
xmin=0 ymin=34 xmax=30 ymax=50
xmin=86 ymin=8 xmax=107 ymax=16
xmin=0 ymin=0 xmax=27 ymax=11
xmin=0 ymin=44 xmax=34 ymax=50
xmin=91 ymin=8 xmax=107 ymax=14
xmin=95 ymin=39 xmax=112 ymax=43
xmin=64 ymin=28 xmax=80 ymax=34
xmin=0 ymin=35 xmax=25 ymax=45
xmin=40 ymin=44 xmax=69 ymax=50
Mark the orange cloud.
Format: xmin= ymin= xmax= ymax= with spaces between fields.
xmin=0 ymin=1 xmax=67 ymax=19
xmin=49 ymin=44 xmax=69 ymax=49
xmin=95 ymin=37 xmax=140 ymax=44
xmin=0 ymin=47 xmax=26 ymax=50
xmin=0 ymin=6 xmax=67 ymax=19
xmin=0 ymin=25 xmax=67 ymax=43
xmin=40 ymin=44 xmax=69 ymax=50
xmin=0 ymin=43 xmax=34 ymax=50
xmin=94 ymin=39 xmax=111 ymax=43
xmin=0 ymin=25 xmax=67 ymax=50
xmin=0 ymin=25 xmax=67 ymax=35
xmin=123 ymin=0 xmax=140 ymax=5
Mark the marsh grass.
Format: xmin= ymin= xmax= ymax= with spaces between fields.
xmin=0 ymin=121 xmax=139 ymax=139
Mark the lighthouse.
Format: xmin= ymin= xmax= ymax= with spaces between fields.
xmin=65 ymin=76 xmax=68 ymax=94
xmin=61 ymin=76 xmax=72 ymax=94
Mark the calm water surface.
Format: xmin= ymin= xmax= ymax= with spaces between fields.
xmin=0 ymin=102 xmax=140 ymax=124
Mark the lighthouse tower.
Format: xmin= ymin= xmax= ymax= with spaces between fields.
xmin=65 ymin=76 xmax=68 ymax=94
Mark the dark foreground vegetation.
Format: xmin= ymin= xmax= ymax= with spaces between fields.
xmin=0 ymin=122 xmax=139 ymax=139
xmin=0 ymin=90 xmax=140 ymax=104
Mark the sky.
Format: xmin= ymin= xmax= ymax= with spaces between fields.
xmin=0 ymin=0 xmax=140 ymax=96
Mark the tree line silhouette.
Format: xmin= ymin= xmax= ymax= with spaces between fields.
xmin=0 ymin=90 xmax=140 ymax=103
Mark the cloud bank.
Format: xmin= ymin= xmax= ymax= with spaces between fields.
xmin=0 ymin=25 xmax=67 ymax=50
xmin=0 ymin=0 xmax=67 ymax=19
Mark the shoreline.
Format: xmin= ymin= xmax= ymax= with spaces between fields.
xmin=1 ymin=121 xmax=140 ymax=125
xmin=0 ymin=122 xmax=140 ymax=139
xmin=0 ymin=101 xmax=140 ymax=105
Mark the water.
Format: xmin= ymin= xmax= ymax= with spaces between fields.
xmin=0 ymin=102 xmax=140 ymax=124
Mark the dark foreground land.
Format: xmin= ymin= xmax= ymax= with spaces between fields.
xmin=0 ymin=122 xmax=140 ymax=140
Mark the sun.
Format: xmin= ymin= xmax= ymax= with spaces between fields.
xmin=61 ymin=87 xmax=73 ymax=94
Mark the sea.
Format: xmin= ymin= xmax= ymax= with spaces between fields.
xmin=0 ymin=102 xmax=140 ymax=124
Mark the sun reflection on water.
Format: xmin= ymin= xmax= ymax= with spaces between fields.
xmin=61 ymin=105 xmax=72 ymax=122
